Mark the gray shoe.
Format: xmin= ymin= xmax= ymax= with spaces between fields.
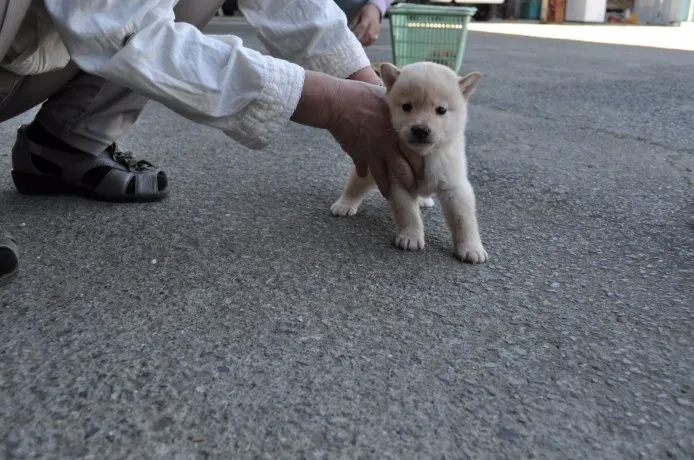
xmin=11 ymin=125 xmax=169 ymax=202
xmin=0 ymin=226 xmax=18 ymax=287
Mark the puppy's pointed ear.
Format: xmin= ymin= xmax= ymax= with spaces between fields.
xmin=379 ymin=62 xmax=401 ymax=91
xmin=459 ymin=72 xmax=483 ymax=100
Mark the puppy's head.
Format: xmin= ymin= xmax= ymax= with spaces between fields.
xmin=379 ymin=62 xmax=482 ymax=155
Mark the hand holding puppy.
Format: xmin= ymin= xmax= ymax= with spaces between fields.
xmin=327 ymin=78 xmax=420 ymax=198
xmin=291 ymin=70 xmax=418 ymax=198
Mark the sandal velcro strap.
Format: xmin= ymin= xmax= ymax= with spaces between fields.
xmin=109 ymin=146 xmax=155 ymax=172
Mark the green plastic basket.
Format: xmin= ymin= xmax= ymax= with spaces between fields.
xmin=388 ymin=3 xmax=477 ymax=74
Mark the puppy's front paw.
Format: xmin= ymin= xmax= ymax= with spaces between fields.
xmin=419 ymin=197 xmax=435 ymax=208
xmin=394 ymin=230 xmax=425 ymax=251
xmin=455 ymin=241 xmax=488 ymax=264
xmin=330 ymin=198 xmax=360 ymax=217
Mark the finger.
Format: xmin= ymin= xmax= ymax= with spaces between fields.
xmin=348 ymin=10 xmax=362 ymax=30
xmin=370 ymin=158 xmax=391 ymax=198
xmin=388 ymin=153 xmax=416 ymax=192
xmin=352 ymin=21 xmax=368 ymax=42
xmin=365 ymin=22 xmax=381 ymax=45
xmin=363 ymin=33 xmax=377 ymax=46
xmin=362 ymin=23 xmax=376 ymax=45
xmin=409 ymin=153 xmax=426 ymax=182
xmin=354 ymin=159 xmax=369 ymax=178
xmin=395 ymin=140 xmax=425 ymax=182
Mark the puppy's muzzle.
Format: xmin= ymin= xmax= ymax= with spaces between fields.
xmin=409 ymin=124 xmax=432 ymax=144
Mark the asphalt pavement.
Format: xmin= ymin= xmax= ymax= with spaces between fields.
xmin=1 ymin=18 xmax=692 ymax=459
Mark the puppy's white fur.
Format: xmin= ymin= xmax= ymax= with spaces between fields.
xmin=330 ymin=62 xmax=488 ymax=263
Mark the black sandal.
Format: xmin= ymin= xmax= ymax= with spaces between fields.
xmin=0 ymin=226 xmax=19 ymax=287
xmin=11 ymin=125 xmax=169 ymax=202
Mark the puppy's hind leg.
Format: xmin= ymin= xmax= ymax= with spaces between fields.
xmin=439 ymin=180 xmax=488 ymax=264
xmin=419 ymin=196 xmax=435 ymax=208
xmin=331 ymin=167 xmax=376 ymax=217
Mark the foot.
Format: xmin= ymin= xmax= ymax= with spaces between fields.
xmin=330 ymin=197 xmax=361 ymax=217
xmin=454 ymin=241 xmax=488 ymax=264
xmin=0 ymin=227 xmax=19 ymax=287
xmin=419 ymin=197 xmax=435 ymax=208
xmin=394 ymin=228 xmax=425 ymax=251
xmin=11 ymin=123 xmax=168 ymax=202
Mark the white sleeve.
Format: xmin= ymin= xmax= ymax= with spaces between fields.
xmin=239 ymin=0 xmax=371 ymax=78
xmin=42 ymin=0 xmax=305 ymax=150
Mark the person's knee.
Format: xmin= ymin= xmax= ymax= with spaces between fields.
xmin=0 ymin=63 xmax=80 ymax=124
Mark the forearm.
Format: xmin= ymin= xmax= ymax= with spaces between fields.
xmin=290 ymin=71 xmax=342 ymax=130
xmin=44 ymin=0 xmax=305 ymax=150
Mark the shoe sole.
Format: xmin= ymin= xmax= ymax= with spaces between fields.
xmin=12 ymin=170 xmax=168 ymax=203
xmin=0 ymin=270 xmax=18 ymax=287
xmin=0 ymin=245 xmax=18 ymax=288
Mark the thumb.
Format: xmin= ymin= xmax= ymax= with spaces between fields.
xmin=370 ymin=159 xmax=391 ymax=199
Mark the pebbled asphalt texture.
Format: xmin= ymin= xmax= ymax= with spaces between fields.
xmin=0 ymin=17 xmax=692 ymax=460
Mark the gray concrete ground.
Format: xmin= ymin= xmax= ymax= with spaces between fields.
xmin=1 ymin=17 xmax=693 ymax=459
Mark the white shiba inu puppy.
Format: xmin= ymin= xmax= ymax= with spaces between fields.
xmin=331 ymin=61 xmax=488 ymax=264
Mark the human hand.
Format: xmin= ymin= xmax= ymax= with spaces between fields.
xmin=290 ymin=71 xmax=418 ymax=198
xmin=349 ymin=3 xmax=382 ymax=47
xmin=327 ymin=79 xmax=417 ymax=198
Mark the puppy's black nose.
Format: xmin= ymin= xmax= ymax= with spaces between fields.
xmin=410 ymin=125 xmax=430 ymax=139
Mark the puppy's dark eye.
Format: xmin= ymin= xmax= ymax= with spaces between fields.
xmin=402 ymin=103 xmax=413 ymax=112
xmin=436 ymin=106 xmax=447 ymax=115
